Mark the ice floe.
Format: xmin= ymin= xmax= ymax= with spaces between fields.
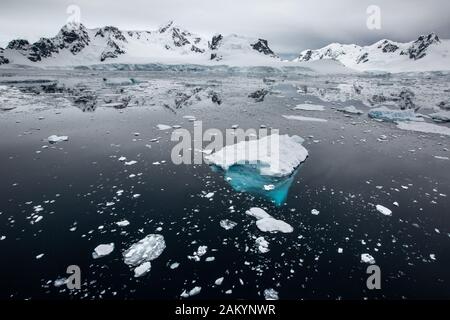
xmin=157 ymin=124 xmax=172 ymax=131
xmin=368 ymin=106 xmax=422 ymax=122
xmin=397 ymin=121 xmax=450 ymax=136
xmin=92 ymin=243 xmax=115 ymax=259
xmin=123 ymin=234 xmax=166 ymax=266
xmin=215 ymin=277 xmax=224 ymax=286
xmin=264 ymin=288 xmax=279 ymax=300
xmin=282 ymin=115 xmax=328 ymax=122
xmin=376 ymin=205 xmax=392 ymax=216
xmin=430 ymin=111 xmax=450 ymax=122
xmin=361 ymin=253 xmax=376 ymax=264
xmin=181 ymin=286 xmax=202 ymax=298
xmin=220 ymin=219 xmax=237 ymax=230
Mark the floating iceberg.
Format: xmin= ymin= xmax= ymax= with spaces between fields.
xmin=397 ymin=121 xmax=450 ymax=136
xmin=246 ymin=207 xmax=293 ymax=233
xmin=282 ymin=115 xmax=327 ymax=122
xmin=361 ymin=253 xmax=376 ymax=264
xmin=255 ymin=236 xmax=270 ymax=253
xmin=134 ymin=262 xmax=151 ymax=278
xmin=368 ymin=106 xmax=422 ymax=122
xmin=123 ymin=234 xmax=166 ymax=266
xmin=205 ymin=134 xmax=308 ymax=205
xmin=264 ymin=288 xmax=279 ymax=300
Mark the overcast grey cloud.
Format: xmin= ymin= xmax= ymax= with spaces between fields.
xmin=1 ymin=0 xmax=449 ymax=56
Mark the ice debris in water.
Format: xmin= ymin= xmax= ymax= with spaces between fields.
xmin=246 ymin=207 xmax=293 ymax=233
xmin=170 ymin=262 xmax=180 ymax=269
xmin=311 ymin=209 xmax=320 ymax=215
xmin=181 ymin=286 xmax=202 ymax=298
xmin=92 ymin=243 xmax=115 ymax=259
xmin=255 ymin=237 xmax=270 ymax=253
xmin=337 ymin=105 xmax=364 ymax=115
xmin=376 ymin=205 xmax=392 ymax=216
xmin=134 ymin=262 xmax=151 ymax=278
xmin=368 ymin=106 xmax=422 ymax=122
xmin=116 ymin=220 xmax=130 ymax=227
xmin=361 ymin=253 xmax=376 ymax=264
xmin=220 ymin=219 xmax=237 ymax=230
xmin=293 ymin=104 xmax=325 ymax=111
xmin=47 ymin=135 xmax=69 ymax=144
xmin=188 ymin=245 xmax=208 ymax=261
xmin=123 ymin=234 xmax=166 ymax=266
xmin=205 ymin=134 xmax=308 ymax=177
xmin=264 ymin=288 xmax=279 ymax=300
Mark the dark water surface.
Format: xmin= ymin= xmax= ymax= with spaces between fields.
xmin=0 ymin=69 xmax=449 ymax=299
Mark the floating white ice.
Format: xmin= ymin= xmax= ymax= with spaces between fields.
xmin=205 ymin=134 xmax=308 ymax=177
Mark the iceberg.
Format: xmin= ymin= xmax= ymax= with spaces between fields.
xmin=397 ymin=121 xmax=450 ymax=136
xmin=282 ymin=115 xmax=328 ymax=122
xmin=47 ymin=135 xmax=69 ymax=144
xmin=123 ymin=234 xmax=166 ymax=266
xmin=205 ymin=134 xmax=308 ymax=205
xmin=361 ymin=253 xmax=376 ymax=264
xmin=368 ymin=106 xmax=422 ymax=122
xmin=264 ymin=288 xmax=279 ymax=300
xmin=134 ymin=262 xmax=151 ymax=278
xmin=293 ymin=104 xmax=325 ymax=111
xmin=376 ymin=204 xmax=392 ymax=216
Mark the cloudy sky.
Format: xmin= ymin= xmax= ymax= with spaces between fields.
xmin=1 ymin=0 xmax=449 ymax=56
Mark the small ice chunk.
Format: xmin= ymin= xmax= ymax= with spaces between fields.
xmin=124 ymin=160 xmax=137 ymax=166
xmin=361 ymin=253 xmax=376 ymax=264
xmin=337 ymin=106 xmax=364 ymax=115
xmin=264 ymin=288 xmax=279 ymax=300
xmin=338 ymin=248 xmax=343 ymax=254
xmin=204 ymin=192 xmax=215 ymax=199
xmin=376 ymin=205 xmax=392 ymax=216
xmin=205 ymin=134 xmax=308 ymax=177
xmin=205 ymin=257 xmax=215 ymax=262
xmin=92 ymin=243 xmax=115 ymax=259
xmin=123 ymin=234 xmax=166 ymax=266
xmin=220 ymin=219 xmax=237 ymax=230
xmin=215 ymin=277 xmax=224 ymax=286
xmin=311 ymin=209 xmax=320 ymax=215
xmin=255 ymin=237 xmax=270 ymax=253
xmin=134 ymin=262 xmax=151 ymax=277
xmin=47 ymin=135 xmax=68 ymax=144
xmin=36 ymin=253 xmax=45 ymax=259
xmin=170 ymin=262 xmax=180 ymax=269
xmin=263 ymin=184 xmax=275 ymax=191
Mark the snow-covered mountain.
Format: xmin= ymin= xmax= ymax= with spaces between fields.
xmin=293 ymin=33 xmax=450 ymax=72
xmin=0 ymin=21 xmax=279 ymax=67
